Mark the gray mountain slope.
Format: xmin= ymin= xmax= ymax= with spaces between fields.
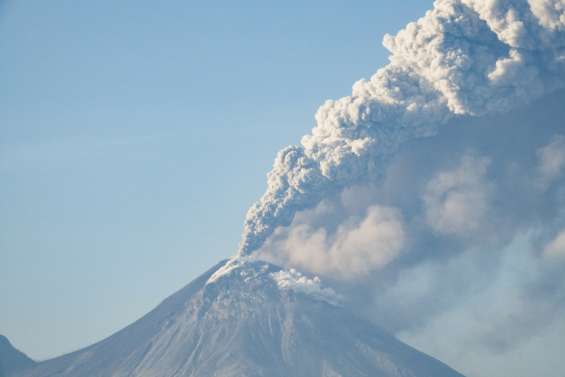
xmin=16 ymin=259 xmax=464 ymax=377
xmin=0 ymin=335 xmax=35 ymax=377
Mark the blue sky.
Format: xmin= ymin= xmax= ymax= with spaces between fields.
xmin=1 ymin=0 xmax=432 ymax=359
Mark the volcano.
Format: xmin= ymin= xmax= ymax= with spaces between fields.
xmin=0 ymin=335 xmax=35 ymax=377
xmin=5 ymin=260 xmax=464 ymax=377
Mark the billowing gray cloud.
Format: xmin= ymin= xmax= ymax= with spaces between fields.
xmin=257 ymin=201 xmax=406 ymax=279
xmin=252 ymin=88 xmax=565 ymax=377
xmin=544 ymin=228 xmax=565 ymax=257
xmin=423 ymin=154 xmax=491 ymax=236
xmin=230 ymin=1 xmax=565 ymax=376
xmin=238 ymin=0 xmax=565 ymax=257
xmin=537 ymin=134 xmax=565 ymax=188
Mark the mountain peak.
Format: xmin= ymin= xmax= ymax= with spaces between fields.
xmin=205 ymin=258 xmax=341 ymax=305
xmin=13 ymin=259 xmax=464 ymax=377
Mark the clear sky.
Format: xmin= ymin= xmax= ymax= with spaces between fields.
xmin=1 ymin=0 xmax=432 ymax=359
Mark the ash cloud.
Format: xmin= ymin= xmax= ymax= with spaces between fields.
xmin=234 ymin=1 xmax=565 ymax=376
xmin=422 ymin=154 xmax=492 ymax=236
xmin=238 ymin=0 xmax=565 ymax=257
xmin=255 ymin=90 xmax=565 ymax=377
xmin=257 ymin=202 xmax=406 ymax=279
xmin=537 ymin=134 xmax=565 ymax=188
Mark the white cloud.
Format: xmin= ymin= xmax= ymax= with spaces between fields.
xmin=271 ymin=268 xmax=341 ymax=305
xmin=230 ymin=2 xmax=565 ymax=375
xmin=258 ymin=204 xmax=406 ymax=279
xmin=251 ymin=95 xmax=565 ymax=377
xmin=238 ymin=0 xmax=565 ymax=257
xmin=529 ymin=0 xmax=565 ymax=31
xmin=544 ymin=229 xmax=565 ymax=258
xmin=423 ymin=154 xmax=491 ymax=236
xmin=537 ymin=135 xmax=565 ymax=188
xmin=395 ymin=231 xmax=565 ymax=377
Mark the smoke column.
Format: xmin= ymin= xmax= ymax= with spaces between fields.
xmin=237 ymin=0 xmax=565 ymax=257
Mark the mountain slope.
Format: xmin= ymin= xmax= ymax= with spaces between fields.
xmin=0 ymin=335 xmax=35 ymax=377
xmin=17 ymin=259 xmax=464 ymax=377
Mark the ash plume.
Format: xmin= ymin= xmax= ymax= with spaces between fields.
xmin=238 ymin=0 xmax=565 ymax=257
xmin=232 ymin=3 xmax=565 ymax=376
